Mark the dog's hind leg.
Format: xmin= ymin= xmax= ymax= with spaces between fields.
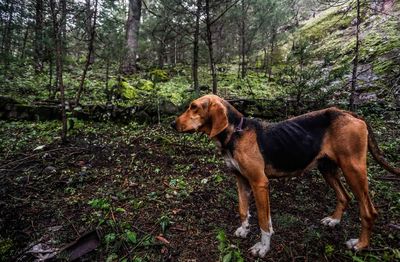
xmin=318 ymin=158 xmax=351 ymax=227
xmin=331 ymin=119 xmax=378 ymax=250
xmin=340 ymin=158 xmax=378 ymax=250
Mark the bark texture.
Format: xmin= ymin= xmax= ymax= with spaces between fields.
xmin=122 ymin=0 xmax=142 ymax=75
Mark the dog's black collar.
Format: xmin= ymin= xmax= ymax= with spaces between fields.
xmin=234 ymin=117 xmax=244 ymax=133
xmin=216 ymin=117 xmax=245 ymax=152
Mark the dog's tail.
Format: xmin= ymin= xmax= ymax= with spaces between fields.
xmin=347 ymin=111 xmax=400 ymax=176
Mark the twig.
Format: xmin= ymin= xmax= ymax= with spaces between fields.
xmin=388 ymin=223 xmax=400 ymax=230
xmin=0 ymin=147 xmax=87 ymax=169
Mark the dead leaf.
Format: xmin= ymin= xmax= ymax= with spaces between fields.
xmin=156 ymin=235 xmax=170 ymax=245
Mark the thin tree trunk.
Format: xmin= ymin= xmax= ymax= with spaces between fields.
xmin=61 ymin=0 xmax=67 ymax=47
xmin=173 ymin=39 xmax=176 ymax=66
xmin=105 ymin=58 xmax=111 ymax=103
xmin=205 ymin=0 xmax=217 ymax=94
xmin=263 ymin=47 xmax=267 ymax=69
xmin=240 ymin=0 xmax=246 ymax=78
xmin=85 ymin=0 xmax=95 ymax=64
xmin=34 ymin=0 xmax=44 ymax=73
xmin=122 ymin=0 xmax=142 ymax=75
xmin=157 ymin=38 xmax=165 ymax=68
xmin=267 ymin=29 xmax=276 ymax=80
xmin=2 ymin=0 xmax=14 ymax=72
xmin=75 ymin=0 xmax=98 ymax=105
xmin=192 ymin=0 xmax=201 ymax=95
xmin=20 ymin=27 xmax=29 ymax=60
xmin=48 ymin=56 xmax=53 ymax=99
xmin=349 ymin=0 xmax=361 ymax=111
xmin=50 ymin=0 xmax=67 ymax=143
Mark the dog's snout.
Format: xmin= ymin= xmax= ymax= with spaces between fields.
xmin=170 ymin=120 xmax=177 ymax=130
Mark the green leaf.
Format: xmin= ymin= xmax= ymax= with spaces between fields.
xmin=125 ymin=230 xmax=137 ymax=244
xmin=115 ymin=207 xmax=126 ymax=213
xmin=222 ymin=252 xmax=232 ymax=262
xmin=234 ymin=250 xmax=244 ymax=262
xmin=104 ymin=233 xmax=116 ymax=244
xmin=216 ymin=230 xmax=226 ymax=242
xmin=216 ymin=230 xmax=227 ymax=252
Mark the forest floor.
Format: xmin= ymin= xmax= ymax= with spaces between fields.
xmin=0 ymin=112 xmax=399 ymax=261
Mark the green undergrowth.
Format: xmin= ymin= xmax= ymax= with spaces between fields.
xmin=1 ymin=110 xmax=399 ymax=260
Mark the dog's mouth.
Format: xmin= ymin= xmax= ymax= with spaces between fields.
xmin=171 ymin=121 xmax=195 ymax=133
xmin=177 ymin=121 xmax=205 ymax=133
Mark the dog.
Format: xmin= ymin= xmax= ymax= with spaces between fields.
xmin=171 ymin=94 xmax=399 ymax=257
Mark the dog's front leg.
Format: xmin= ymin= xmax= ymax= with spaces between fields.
xmin=249 ymin=177 xmax=273 ymax=258
xmin=234 ymin=174 xmax=251 ymax=238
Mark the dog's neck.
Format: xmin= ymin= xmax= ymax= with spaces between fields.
xmin=214 ymin=103 xmax=244 ymax=152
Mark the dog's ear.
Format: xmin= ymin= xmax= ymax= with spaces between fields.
xmin=208 ymin=100 xmax=228 ymax=137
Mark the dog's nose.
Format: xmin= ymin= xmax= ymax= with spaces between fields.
xmin=170 ymin=120 xmax=177 ymax=130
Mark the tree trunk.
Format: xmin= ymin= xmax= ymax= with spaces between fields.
xmin=1 ymin=0 xmax=14 ymax=72
xmin=105 ymin=59 xmax=111 ymax=103
xmin=349 ymin=0 xmax=361 ymax=111
xmin=262 ymin=47 xmax=267 ymax=69
xmin=85 ymin=0 xmax=95 ymax=64
xmin=34 ymin=0 xmax=44 ymax=73
xmin=20 ymin=27 xmax=29 ymax=60
xmin=157 ymin=39 xmax=165 ymax=68
xmin=240 ymin=0 xmax=246 ymax=78
xmin=61 ymin=0 xmax=67 ymax=46
xmin=50 ymin=0 xmax=67 ymax=143
xmin=48 ymin=55 xmax=53 ymax=99
xmin=267 ymin=28 xmax=276 ymax=80
xmin=192 ymin=0 xmax=201 ymax=95
xmin=205 ymin=0 xmax=217 ymax=94
xmin=75 ymin=0 xmax=98 ymax=105
xmin=121 ymin=0 xmax=142 ymax=75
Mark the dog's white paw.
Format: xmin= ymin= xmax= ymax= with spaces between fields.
xmin=234 ymin=225 xmax=250 ymax=238
xmin=346 ymin=238 xmax=359 ymax=250
xmin=321 ymin=216 xmax=340 ymax=227
xmin=250 ymin=241 xmax=270 ymax=257
xmin=249 ymin=229 xmax=272 ymax=258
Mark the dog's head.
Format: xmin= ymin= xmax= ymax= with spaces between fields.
xmin=171 ymin=94 xmax=228 ymax=137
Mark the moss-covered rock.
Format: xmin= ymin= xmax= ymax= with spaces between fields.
xmin=149 ymin=69 xmax=169 ymax=83
xmin=284 ymin=0 xmax=400 ymax=106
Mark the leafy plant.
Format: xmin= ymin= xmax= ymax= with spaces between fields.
xmin=88 ymin=198 xmax=111 ymax=210
xmin=216 ymin=230 xmax=244 ymax=262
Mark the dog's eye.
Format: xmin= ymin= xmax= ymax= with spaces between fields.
xmin=190 ymin=104 xmax=198 ymax=111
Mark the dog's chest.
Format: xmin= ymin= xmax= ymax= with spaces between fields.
xmin=214 ymin=138 xmax=241 ymax=173
xmin=223 ymin=151 xmax=241 ymax=173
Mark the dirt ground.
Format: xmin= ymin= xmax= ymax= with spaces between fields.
xmin=0 ymin=116 xmax=399 ymax=261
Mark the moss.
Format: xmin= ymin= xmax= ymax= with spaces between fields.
xmin=120 ymin=81 xmax=137 ymax=100
xmin=300 ymin=5 xmax=355 ymax=43
xmin=287 ymin=0 xmax=400 ymax=100
xmin=138 ymin=79 xmax=154 ymax=91
xmin=361 ymin=20 xmax=400 ymax=60
xmin=149 ymin=69 xmax=169 ymax=83
xmin=373 ymin=59 xmax=395 ymax=75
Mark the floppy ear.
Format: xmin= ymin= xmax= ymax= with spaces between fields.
xmin=209 ymin=101 xmax=228 ymax=137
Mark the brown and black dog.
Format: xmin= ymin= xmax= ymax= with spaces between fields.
xmin=171 ymin=94 xmax=399 ymax=257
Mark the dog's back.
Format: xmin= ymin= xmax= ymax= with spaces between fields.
xmin=247 ymin=108 xmax=343 ymax=173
